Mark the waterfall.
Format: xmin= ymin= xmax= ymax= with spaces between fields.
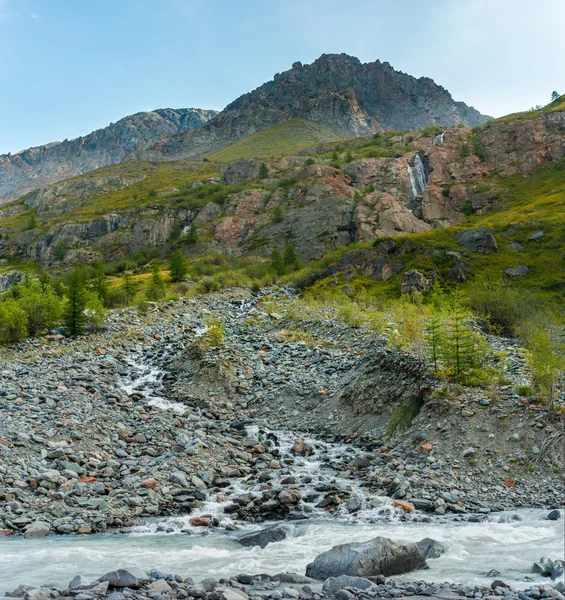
xmin=433 ymin=132 xmax=445 ymax=145
xmin=407 ymin=152 xmax=427 ymax=199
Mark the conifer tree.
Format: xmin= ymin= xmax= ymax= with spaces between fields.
xmin=169 ymin=249 xmax=188 ymax=283
xmin=258 ymin=162 xmax=269 ymax=179
xmin=424 ymin=315 xmax=443 ymax=372
xmin=270 ymin=247 xmax=284 ymax=275
xmin=122 ymin=271 xmax=135 ymax=301
xmin=145 ymin=264 xmax=165 ymax=300
xmin=283 ymin=243 xmax=298 ymax=268
xmin=186 ymin=222 xmax=198 ymax=244
xmin=64 ymin=266 xmax=87 ymax=336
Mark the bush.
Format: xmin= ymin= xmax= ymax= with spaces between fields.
xmin=26 ymin=212 xmax=37 ymax=230
xmin=18 ymin=279 xmax=62 ymax=336
xmin=0 ymin=300 xmax=28 ymax=343
xmin=200 ymin=316 xmax=225 ymax=347
xmin=271 ymin=206 xmax=283 ymax=223
xmin=304 ymin=158 xmax=315 ymax=166
xmin=84 ymin=291 xmax=106 ymax=330
xmin=458 ymin=143 xmax=471 ymax=158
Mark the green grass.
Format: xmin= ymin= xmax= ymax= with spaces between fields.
xmin=479 ymin=96 xmax=565 ymax=129
xmin=207 ymin=119 xmax=341 ymax=162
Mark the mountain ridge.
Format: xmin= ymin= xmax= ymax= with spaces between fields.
xmin=137 ymin=54 xmax=491 ymax=162
xmin=0 ymin=107 xmax=218 ymax=203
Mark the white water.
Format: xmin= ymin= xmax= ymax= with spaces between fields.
xmin=0 ymin=511 xmax=562 ymax=591
xmin=433 ymin=132 xmax=445 ymax=145
xmin=2 ymin=347 xmax=562 ymax=592
xmin=407 ymin=152 xmax=427 ymax=198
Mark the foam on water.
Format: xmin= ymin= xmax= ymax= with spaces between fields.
xmin=0 ymin=510 xmax=562 ymax=591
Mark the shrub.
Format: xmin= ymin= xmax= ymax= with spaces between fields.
xmin=26 ymin=212 xmax=37 ymax=230
xmin=0 ymin=300 xmax=28 ymax=343
xmin=200 ymin=316 xmax=225 ymax=347
xmin=84 ymin=291 xmax=106 ymax=330
xmin=304 ymin=158 xmax=315 ymax=166
xmin=458 ymin=143 xmax=471 ymax=158
xmin=53 ymin=243 xmax=67 ymax=261
xmin=18 ymin=279 xmax=62 ymax=336
xmin=271 ymin=206 xmax=283 ymax=223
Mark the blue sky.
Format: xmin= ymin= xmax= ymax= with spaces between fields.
xmin=0 ymin=0 xmax=563 ymax=154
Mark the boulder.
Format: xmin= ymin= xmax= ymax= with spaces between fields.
xmin=547 ymin=510 xmax=561 ymax=521
xmin=100 ymin=567 xmax=150 ymax=588
xmin=322 ymin=575 xmax=375 ymax=596
xmin=416 ymin=538 xmax=446 ymax=559
xmin=279 ymin=489 xmax=302 ymax=504
xmin=456 ymin=227 xmax=497 ymax=253
xmin=503 ymin=265 xmax=529 ymax=277
xmin=400 ymin=270 xmax=432 ymax=295
xmin=24 ymin=521 xmax=50 ymax=539
xmin=532 ymin=557 xmax=554 ymax=577
xmin=305 ymin=536 xmax=428 ymax=580
xmin=68 ymin=575 xmax=91 ymax=589
xmin=237 ymin=524 xmax=289 ymax=549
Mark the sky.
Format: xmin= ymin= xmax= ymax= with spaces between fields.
xmin=0 ymin=0 xmax=563 ymax=155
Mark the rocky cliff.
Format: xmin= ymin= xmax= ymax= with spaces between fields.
xmin=139 ymin=54 xmax=490 ymax=162
xmin=0 ymin=108 xmax=218 ymax=203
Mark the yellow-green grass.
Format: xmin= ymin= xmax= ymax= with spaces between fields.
xmin=0 ymin=163 xmax=218 ymax=231
xmin=207 ymin=119 xmax=341 ymax=162
xmin=481 ymin=96 xmax=565 ymax=127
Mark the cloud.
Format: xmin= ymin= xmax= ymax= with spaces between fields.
xmin=30 ymin=12 xmax=40 ymax=19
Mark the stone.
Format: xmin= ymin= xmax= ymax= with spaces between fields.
xmin=529 ymin=231 xmax=544 ymax=241
xmin=322 ymin=575 xmax=374 ymax=596
xmin=146 ymin=580 xmax=172 ymax=596
xmin=457 ymin=228 xmax=498 ymax=253
xmin=416 ymin=538 xmax=446 ymax=560
xmin=547 ymin=510 xmax=561 ymax=521
xmin=279 ymin=489 xmax=302 ymax=504
xmin=24 ymin=521 xmax=50 ymax=539
xmin=100 ymin=567 xmax=150 ymax=588
xmin=305 ymin=536 xmax=428 ymax=579
xmin=503 ymin=265 xmax=529 ymax=277
xmin=400 ymin=270 xmax=432 ymax=295
xmin=220 ymin=589 xmax=249 ymax=600
xmin=532 ymin=557 xmax=554 ymax=577
xmin=237 ymin=524 xmax=290 ymax=548
xmin=69 ymin=575 xmax=91 ymax=589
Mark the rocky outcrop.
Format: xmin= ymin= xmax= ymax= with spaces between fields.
xmin=478 ymin=111 xmax=565 ymax=175
xmin=305 ymin=536 xmax=428 ymax=579
xmin=0 ymin=270 xmax=24 ymax=291
xmin=0 ymin=108 xmax=218 ymax=202
xmin=456 ymin=228 xmax=498 ymax=253
xmin=139 ymin=54 xmax=490 ymax=162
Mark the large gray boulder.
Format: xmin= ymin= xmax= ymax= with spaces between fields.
xmin=456 ymin=228 xmax=497 ymax=253
xmin=305 ymin=536 xmax=428 ymax=580
xmin=100 ymin=568 xmax=150 ymax=588
xmin=237 ymin=524 xmax=289 ymax=549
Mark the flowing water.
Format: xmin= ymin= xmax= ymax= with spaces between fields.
xmin=0 ymin=511 xmax=562 ymax=591
xmin=433 ymin=133 xmax=445 ymax=145
xmin=1 ymin=349 xmax=563 ymax=592
xmin=407 ymin=152 xmax=427 ymax=199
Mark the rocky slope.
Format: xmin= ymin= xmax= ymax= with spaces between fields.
xmin=1 ymin=107 xmax=562 ymax=270
xmin=0 ymin=108 xmax=218 ymax=202
xmin=138 ymin=54 xmax=490 ymax=162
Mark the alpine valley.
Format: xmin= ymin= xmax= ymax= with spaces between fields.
xmin=0 ymin=54 xmax=563 ymax=600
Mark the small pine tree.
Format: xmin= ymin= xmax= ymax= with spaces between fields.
xmin=443 ymin=308 xmax=477 ymax=380
xmin=270 ymin=247 xmax=284 ymax=275
xmin=64 ymin=267 xmax=88 ymax=336
xmin=424 ymin=315 xmax=444 ymax=372
xmin=283 ymin=243 xmax=298 ymax=267
xmin=92 ymin=263 xmax=109 ymax=307
xmin=551 ymin=90 xmax=561 ymax=102
xmin=258 ymin=162 xmax=269 ymax=179
xmin=169 ymin=249 xmax=187 ymax=283
xmin=272 ymin=206 xmax=283 ymax=223
xmin=26 ymin=211 xmax=37 ymax=230
xmin=186 ymin=222 xmax=198 ymax=245
xmin=145 ymin=264 xmax=165 ymax=301
xmin=122 ymin=271 xmax=136 ymax=300
xmin=345 ymin=151 xmax=354 ymax=163
xmin=332 ymin=150 xmax=339 ymax=161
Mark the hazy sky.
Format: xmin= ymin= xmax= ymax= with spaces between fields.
xmin=0 ymin=0 xmax=563 ymax=154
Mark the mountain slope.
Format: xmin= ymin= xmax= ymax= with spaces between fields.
xmin=208 ymin=119 xmax=341 ymax=162
xmin=0 ymin=108 xmax=218 ymax=202
xmin=139 ymin=54 xmax=490 ymax=162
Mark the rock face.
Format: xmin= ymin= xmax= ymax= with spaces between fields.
xmin=305 ymin=536 xmax=428 ymax=579
xmin=139 ymin=54 xmax=490 ymax=162
xmin=0 ymin=108 xmax=218 ymax=202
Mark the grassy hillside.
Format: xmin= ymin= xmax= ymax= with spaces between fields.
xmin=207 ymin=119 xmax=341 ymax=162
